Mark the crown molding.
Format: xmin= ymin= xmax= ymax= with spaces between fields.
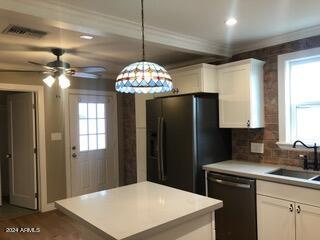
xmin=2 ymin=0 xmax=319 ymax=59
xmin=0 ymin=0 xmax=231 ymax=57
xmin=232 ymin=24 xmax=320 ymax=54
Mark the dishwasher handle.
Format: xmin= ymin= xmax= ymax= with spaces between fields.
xmin=208 ymin=175 xmax=252 ymax=189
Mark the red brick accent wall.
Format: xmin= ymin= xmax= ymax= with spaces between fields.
xmin=227 ymin=36 xmax=320 ymax=167
xmin=117 ymin=93 xmax=137 ymax=185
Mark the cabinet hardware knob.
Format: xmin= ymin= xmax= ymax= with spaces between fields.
xmin=296 ymin=205 xmax=301 ymax=214
xmin=172 ymin=88 xmax=179 ymax=94
xmin=289 ymin=204 xmax=294 ymax=212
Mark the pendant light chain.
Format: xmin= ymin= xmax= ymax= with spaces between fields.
xmin=141 ymin=0 xmax=145 ymax=61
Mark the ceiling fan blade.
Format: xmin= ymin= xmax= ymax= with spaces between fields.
xmin=71 ymin=72 xmax=99 ymax=79
xmin=72 ymin=66 xmax=106 ymax=73
xmin=28 ymin=61 xmax=56 ymax=71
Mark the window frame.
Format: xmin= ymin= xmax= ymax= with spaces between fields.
xmin=278 ymin=47 xmax=320 ymax=148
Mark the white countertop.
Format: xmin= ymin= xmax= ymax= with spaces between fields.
xmin=55 ymin=181 xmax=222 ymax=240
xmin=203 ymin=160 xmax=320 ymax=190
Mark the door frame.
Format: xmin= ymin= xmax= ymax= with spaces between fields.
xmin=63 ymin=89 xmax=119 ymax=197
xmin=0 ymin=83 xmax=48 ymax=212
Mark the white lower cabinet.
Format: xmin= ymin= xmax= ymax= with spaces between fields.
xmin=296 ymin=203 xmax=320 ymax=240
xmin=257 ymin=181 xmax=320 ymax=240
xmin=257 ymin=195 xmax=295 ymax=240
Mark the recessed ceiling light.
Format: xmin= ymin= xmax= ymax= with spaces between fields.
xmin=80 ymin=35 xmax=93 ymax=40
xmin=225 ymin=18 xmax=238 ymax=26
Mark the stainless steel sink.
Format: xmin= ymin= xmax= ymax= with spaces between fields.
xmin=268 ymin=168 xmax=318 ymax=180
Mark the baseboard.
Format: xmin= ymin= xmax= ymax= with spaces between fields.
xmin=41 ymin=202 xmax=56 ymax=212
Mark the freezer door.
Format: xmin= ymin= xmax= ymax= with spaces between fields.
xmin=161 ymin=95 xmax=196 ymax=192
xmin=146 ymin=98 xmax=162 ymax=183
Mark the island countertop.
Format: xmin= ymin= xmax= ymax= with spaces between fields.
xmin=55 ymin=181 xmax=222 ymax=240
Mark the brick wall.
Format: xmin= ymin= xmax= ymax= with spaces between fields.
xmin=227 ymin=35 xmax=320 ymax=167
xmin=117 ymin=93 xmax=137 ymax=185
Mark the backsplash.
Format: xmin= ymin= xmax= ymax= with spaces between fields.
xmin=228 ymin=35 xmax=320 ymax=167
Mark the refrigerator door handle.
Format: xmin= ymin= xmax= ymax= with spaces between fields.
xmin=157 ymin=117 xmax=162 ymax=180
xmin=160 ymin=117 xmax=166 ymax=181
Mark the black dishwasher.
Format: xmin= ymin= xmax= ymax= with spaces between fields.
xmin=208 ymin=172 xmax=257 ymax=240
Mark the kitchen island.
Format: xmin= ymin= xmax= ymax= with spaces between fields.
xmin=55 ymin=182 xmax=222 ymax=240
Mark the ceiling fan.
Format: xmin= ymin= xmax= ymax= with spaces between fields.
xmin=0 ymin=47 xmax=107 ymax=89
xmin=27 ymin=48 xmax=106 ymax=88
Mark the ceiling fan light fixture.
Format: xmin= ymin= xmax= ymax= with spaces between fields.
xmin=80 ymin=35 xmax=93 ymax=40
xmin=43 ymin=75 xmax=55 ymax=87
xmin=58 ymin=74 xmax=71 ymax=89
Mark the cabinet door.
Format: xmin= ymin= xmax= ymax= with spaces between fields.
xmin=257 ymin=195 xmax=295 ymax=240
xmin=218 ymin=65 xmax=251 ymax=128
xmin=296 ymin=203 xmax=320 ymax=240
xmin=172 ymin=70 xmax=201 ymax=95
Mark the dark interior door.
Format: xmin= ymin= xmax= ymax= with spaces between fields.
xmin=161 ymin=95 xmax=195 ymax=192
xmin=146 ymin=98 xmax=162 ymax=183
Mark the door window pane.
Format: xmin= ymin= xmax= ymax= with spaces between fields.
xmin=89 ymin=134 xmax=97 ymax=150
xmin=79 ymin=103 xmax=87 ymax=119
xmin=98 ymin=134 xmax=106 ymax=149
xmin=79 ymin=119 xmax=88 ymax=135
xmin=78 ymin=102 xmax=106 ymax=152
xmin=97 ymin=119 xmax=105 ymax=134
xmin=88 ymin=103 xmax=96 ymax=118
xmin=97 ymin=104 xmax=105 ymax=118
xmin=88 ymin=119 xmax=97 ymax=134
xmin=80 ymin=135 xmax=88 ymax=151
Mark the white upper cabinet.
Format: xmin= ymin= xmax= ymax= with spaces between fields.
xmin=217 ymin=59 xmax=265 ymax=128
xmin=155 ymin=63 xmax=218 ymax=97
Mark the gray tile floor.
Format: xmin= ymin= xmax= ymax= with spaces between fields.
xmin=0 ymin=199 xmax=36 ymax=221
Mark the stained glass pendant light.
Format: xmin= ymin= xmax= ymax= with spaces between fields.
xmin=115 ymin=0 xmax=173 ymax=94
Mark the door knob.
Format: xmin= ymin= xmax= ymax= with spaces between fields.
xmin=72 ymin=153 xmax=77 ymax=158
xmin=6 ymin=154 xmax=11 ymax=159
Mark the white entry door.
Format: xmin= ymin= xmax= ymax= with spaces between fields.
xmin=8 ymin=93 xmax=37 ymax=210
xmin=69 ymin=94 xmax=116 ymax=196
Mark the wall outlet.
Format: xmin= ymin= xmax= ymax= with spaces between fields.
xmin=251 ymin=142 xmax=264 ymax=154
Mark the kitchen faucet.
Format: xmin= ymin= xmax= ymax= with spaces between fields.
xmin=292 ymin=140 xmax=319 ymax=171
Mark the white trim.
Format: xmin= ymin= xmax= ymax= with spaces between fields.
xmin=278 ymin=47 xmax=320 ymax=146
xmin=0 ymin=83 xmax=49 ymax=212
xmin=64 ymin=89 xmax=119 ymax=198
xmin=233 ymin=24 xmax=320 ymax=54
xmin=0 ymin=0 xmax=230 ymax=57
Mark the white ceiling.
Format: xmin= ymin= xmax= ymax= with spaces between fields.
xmin=55 ymin=0 xmax=320 ymax=48
xmin=0 ymin=0 xmax=320 ymax=79
xmin=0 ymin=9 xmax=206 ymax=78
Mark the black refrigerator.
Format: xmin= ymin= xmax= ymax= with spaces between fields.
xmin=146 ymin=93 xmax=231 ymax=195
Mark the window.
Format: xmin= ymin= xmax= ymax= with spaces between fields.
xmin=279 ymin=48 xmax=320 ymax=145
xmin=79 ymin=102 xmax=106 ymax=151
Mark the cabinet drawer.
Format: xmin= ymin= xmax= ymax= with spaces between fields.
xmin=257 ymin=180 xmax=320 ymax=208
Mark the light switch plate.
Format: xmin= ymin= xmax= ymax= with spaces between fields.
xmin=251 ymin=142 xmax=264 ymax=154
xmin=51 ymin=132 xmax=62 ymax=141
